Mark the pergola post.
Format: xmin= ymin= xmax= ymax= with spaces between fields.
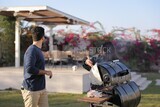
xmin=48 ymin=25 xmax=56 ymax=52
xmin=15 ymin=18 xmax=21 ymax=67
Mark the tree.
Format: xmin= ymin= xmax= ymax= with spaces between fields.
xmin=0 ymin=15 xmax=15 ymax=66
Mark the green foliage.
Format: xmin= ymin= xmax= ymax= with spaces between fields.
xmin=0 ymin=15 xmax=15 ymax=66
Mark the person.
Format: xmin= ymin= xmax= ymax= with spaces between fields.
xmin=83 ymin=41 xmax=118 ymax=71
xmin=21 ymin=26 xmax=52 ymax=107
xmin=82 ymin=41 xmax=118 ymax=107
xmin=83 ymin=41 xmax=118 ymax=89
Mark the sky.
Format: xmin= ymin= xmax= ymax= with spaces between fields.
xmin=0 ymin=0 xmax=160 ymax=32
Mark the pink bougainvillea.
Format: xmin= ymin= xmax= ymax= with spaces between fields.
xmin=54 ymin=27 xmax=160 ymax=72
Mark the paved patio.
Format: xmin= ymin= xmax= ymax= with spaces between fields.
xmin=0 ymin=66 xmax=90 ymax=94
xmin=156 ymin=79 xmax=160 ymax=86
xmin=0 ymin=66 xmax=152 ymax=93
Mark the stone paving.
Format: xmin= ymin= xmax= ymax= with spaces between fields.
xmin=156 ymin=79 xmax=160 ymax=86
xmin=0 ymin=66 xmax=90 ymax=94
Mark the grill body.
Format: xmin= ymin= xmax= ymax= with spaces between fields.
xmin=88 ymin=60 xmax=141 ymax=107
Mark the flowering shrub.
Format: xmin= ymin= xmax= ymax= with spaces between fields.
xmin=65 ymin=33 xmax=80 ymax=47
xmin=123 ymin=39 xmax=160 ymax=72
xmin=53 ymin=27 xmax=160 ymax=72
xmin=54 ymin=28 xmax=114 ymax=51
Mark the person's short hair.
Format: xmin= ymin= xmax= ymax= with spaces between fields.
xmin=31 ymin=26 xmax=44 ymax=41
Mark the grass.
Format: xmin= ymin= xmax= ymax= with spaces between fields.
xmin=0 ymin=91 xmax=23 ymax=107
xmin=0 ymin=73 xmax=160 ymax=107
xmin=138 ymin=94 xmax=160 ymax=107
xmin=141 ymin=73 xmax=160 ymax=94
xmin=138 ymin=72 xmax=160 ymax=107
xmin=48 ymin=93 xmax=88 ymax=107
xmin=0 ymin=91 xmax=88 ymax=107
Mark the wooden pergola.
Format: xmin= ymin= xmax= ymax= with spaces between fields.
xmin=0 ymin=6 xmax=89 ymax=67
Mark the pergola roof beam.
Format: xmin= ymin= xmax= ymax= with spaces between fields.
xmin=0 ymin=6 xmax=89 ymax=25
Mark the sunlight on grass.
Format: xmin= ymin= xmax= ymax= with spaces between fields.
xmin=138 ymin=94 xmax=160 ymax=107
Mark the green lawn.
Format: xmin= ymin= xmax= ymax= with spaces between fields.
xmin=138 ymin=73 xmax=160 ymax=107
xmin=0 ymin=73 xmax=160 ymax=107
xmin=0 ymin=91 xmax=88 ymax=107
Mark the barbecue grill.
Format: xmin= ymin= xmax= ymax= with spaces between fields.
xmin=84 ymin=60 xmax=141 ymax=107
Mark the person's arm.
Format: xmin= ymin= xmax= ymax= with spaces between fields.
xmin=38 ymin=70 xmax=52 ymax=78
xmin=82 ymin=56 xmax=94 ymax=71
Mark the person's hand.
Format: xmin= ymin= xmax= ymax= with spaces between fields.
xmin=45 ymin=70 xmax=53 ymax=79
xmin=85 ymin=56 xmax=93 ymax=67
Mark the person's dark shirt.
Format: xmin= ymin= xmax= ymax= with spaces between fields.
xmin=22 ymin=45 xmax=45 ymax=91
